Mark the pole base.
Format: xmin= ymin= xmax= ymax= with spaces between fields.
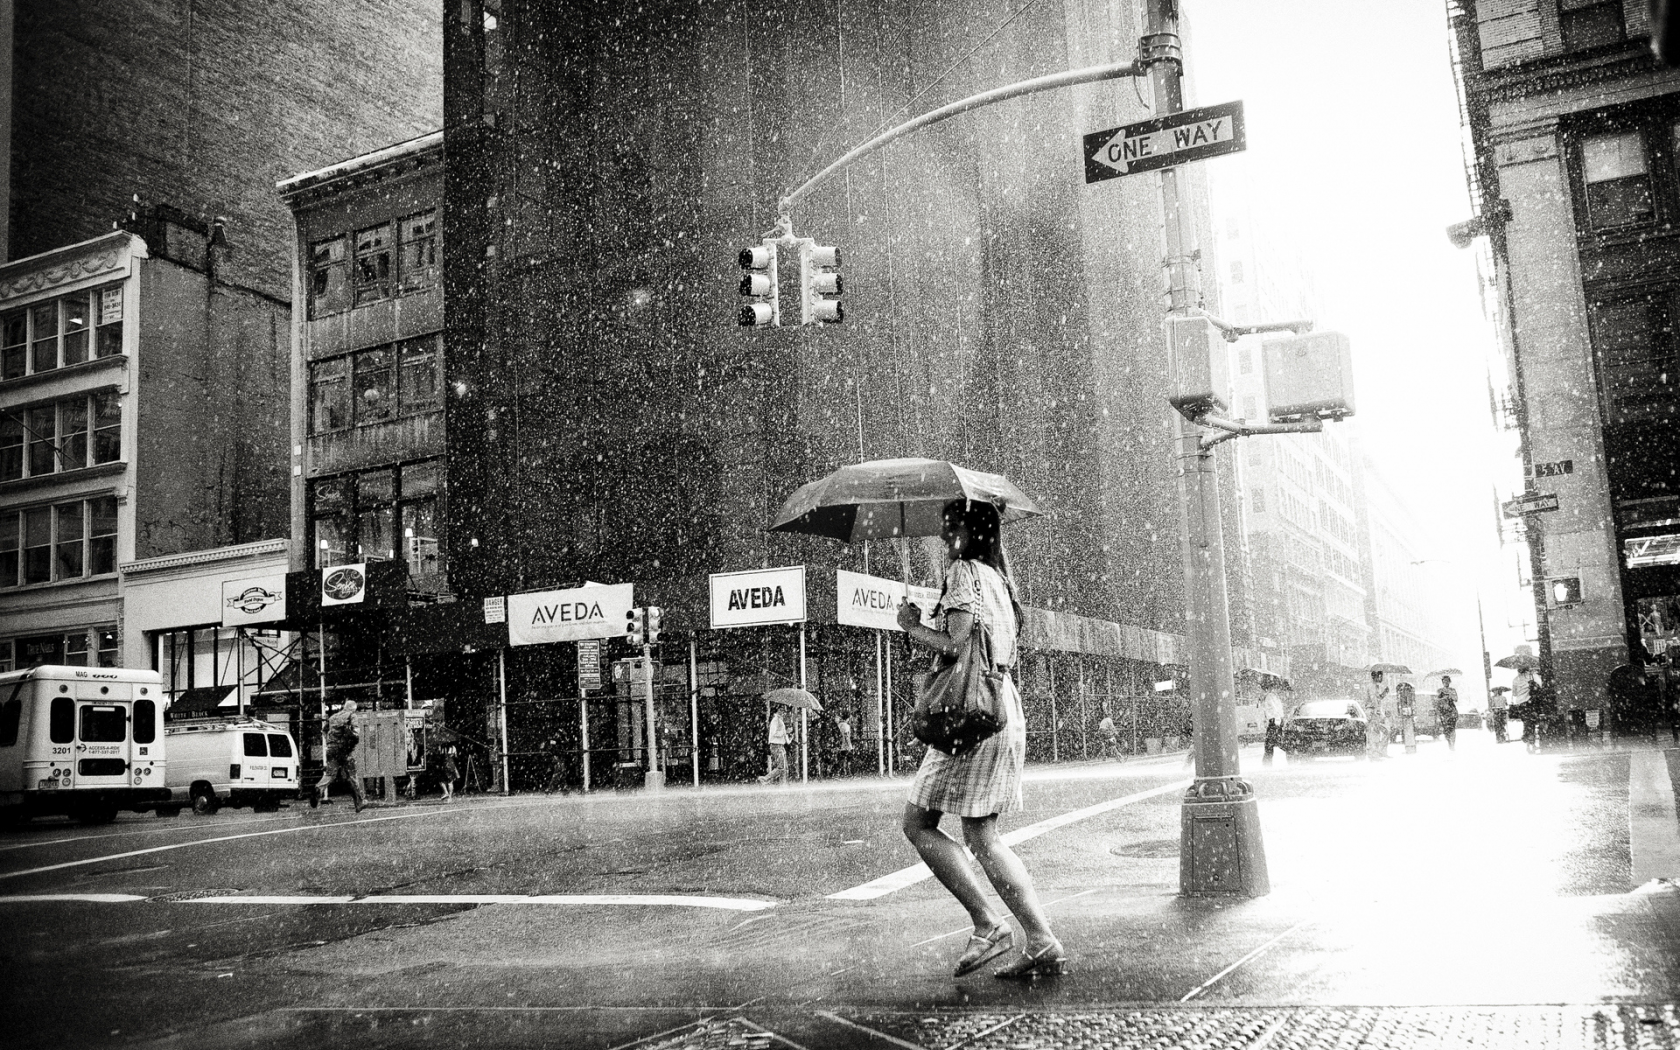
xmin=644 ymin=770 xmax=665 ymax=791
xmin=1179 ymin=792 xmax=1269 ymax=897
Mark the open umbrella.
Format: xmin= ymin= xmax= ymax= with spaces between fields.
xmin=764 ymin=687 xmax=823 ymax=712
xmin=1494 ymin=653 xmax=1540 ymax=671
xmin=1368 ymin=663 xmax=1412 ymax=675
xmin=769 ymin=457 xmax=1042 ymax=543
xmin=1425 ymin=668 xmax=1465 ymax=679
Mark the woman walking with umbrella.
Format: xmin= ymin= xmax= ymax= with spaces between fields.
xmin=894 ymin=499 xmax=1066 ymax=979
xmin=771 ymin=458 xmax=1062 ymax=978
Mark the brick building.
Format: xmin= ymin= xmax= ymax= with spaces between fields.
xmin=3 ymin=0 xmax=443 ymax=300
xmin=1449 ymin=0 xmax=1680 ymax=710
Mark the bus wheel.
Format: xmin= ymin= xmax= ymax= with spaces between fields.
xmin=78 ymin=804 xmax=119 ymax=825
xmin=191 ymin=786 xmax=221 ymax=816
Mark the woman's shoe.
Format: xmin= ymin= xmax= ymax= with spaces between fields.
xmin=993 ymin=939 xmax=1069 ymax=979
xmin=953 ymin=924 xmax=1013 ymax=977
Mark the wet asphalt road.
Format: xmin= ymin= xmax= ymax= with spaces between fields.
xmin=3 ymin=731 xmax=1678 ymax=1049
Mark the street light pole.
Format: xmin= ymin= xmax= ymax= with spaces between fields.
xmin=1149 ymin=0 xmax=1269 ymax=897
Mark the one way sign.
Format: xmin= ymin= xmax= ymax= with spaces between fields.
xmin=1083 ymin=100 xmax=1246 ymax=183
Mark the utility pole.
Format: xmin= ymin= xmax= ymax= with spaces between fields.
xmin=1146 ymin=0 xmax=1269 ymax=897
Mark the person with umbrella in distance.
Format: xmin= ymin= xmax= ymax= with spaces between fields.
xmin=758 ymin=703 xmax=792 ymax=785
xmin=894 ymin=499 xmax=1067 ymax=979
xmin=1435 ymin=674 xmax=1461 ymax=752
xmin=1365 ymin=669 xmax=1394 ymax=761
xmin=1488 ymin=685 xmax=1510 ymax=743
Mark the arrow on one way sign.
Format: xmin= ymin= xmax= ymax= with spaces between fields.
xmin=1083 ymin=100 xmax=1246 ymax=183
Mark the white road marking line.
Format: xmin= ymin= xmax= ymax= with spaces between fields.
xmin=1179 ymin=918 xmax=1315 ymax=1001
xmin=0 ymin=893 xmax=147 ymax=903
xmin=812 ymin=1010 xmax=927 ymax=1050
xmin=0 ymin=798 xmax=560 ymax=882
xmin=0 ymin=892 xmax=776 ymax=910
xmin=185 ymin=893 xmax=777 ymax=910
xmin=0 ymin=813 xmax=289 ymax=852
xmin=827 ymin=780 xmax=1189 ymax=900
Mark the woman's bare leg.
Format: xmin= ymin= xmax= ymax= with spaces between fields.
xmin=902 ymin=803 xmax=1005 ymax=931
xmin=961 ymin=814 xmax=1058 ymax=950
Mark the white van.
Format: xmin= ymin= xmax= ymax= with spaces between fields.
xmin=160 ymin=718 xmax=299 ymax=816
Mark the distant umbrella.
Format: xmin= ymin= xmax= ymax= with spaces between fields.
xmin=1494 ymin=654 xmax=1541 ymax=671
xmin=1368 ymin=663 xmax=1412 ymax=675
xmin=1425 ymin=668 xmax=1465 ymax=679
xmin=764 ymin=687 xmax=823 ymax=712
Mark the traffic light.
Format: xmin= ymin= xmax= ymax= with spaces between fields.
xmin=738 ymin=243 xmax=778 ymax=327
xmin=646 ymin=606 xmax=662 ymax=644
xmin=1549 ymin=577 xmax=1584 ymax=607
xmin=626 ymin=606 xmax=647 ymax=647
xmin=798 ymin=241 xmax=842 ymax=325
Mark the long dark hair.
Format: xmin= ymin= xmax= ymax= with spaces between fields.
xmin=941 ymin=500 xmax=1023 ymax=625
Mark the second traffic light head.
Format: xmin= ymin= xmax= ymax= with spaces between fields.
xmin=799 ymin=241 xmax=843 ymax=325
xmin=626 ymin=606 xmax=647 ymax=646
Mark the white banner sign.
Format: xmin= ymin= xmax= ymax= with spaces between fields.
xmin=321 ymin=564 xmax=368 ymax=607
xmin=221 ymin=574 xmax=288 ymax=627
xmin=835 ymin=569 xmax=940 ymax=632
xmin=507 ymin=583 xmax=635 ymax=647
xmin=710 ymin=566 xmax=807 ymax=629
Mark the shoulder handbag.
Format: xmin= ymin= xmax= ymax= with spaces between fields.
xmin=910 ymin=584 xmax=1011 ymax=758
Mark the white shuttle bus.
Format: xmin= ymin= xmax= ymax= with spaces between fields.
xmin=0 ymin=665 xmax=170 ymax=825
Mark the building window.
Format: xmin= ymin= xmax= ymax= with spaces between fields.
xmin=309 ymin=459 xmax=445 ymax=572
xmin=2 ymin=627 xmax=116 ymax=669
xmin=21 ymin=507 xmax=50 ymax=584
xmin=399 ymin=338 xmax=441 ymax=410
xmin=97 ymin=287 xmax=123 ymax=357
xmin=1589 ymin=296 xmax=1679 ymax=425
xmin=1581 ymin=130 xmax=1652 ymax=229
xmin=309 ymin=337 xmax=443 ymax=435
xmin=399 ymin=210 xmax=440 ymax=292
xmin=1 ymin=392 xmax=121 ymax=482
xmin=0 ymin=497 xmax=119 ymax=588
xmin=1 ymin=311 xmax=24 ymax=380
xmin=92 ymin=392 xmax=120 ymax=463
xmin=354 ymin=223 xmax=394 ymax=305
xmin=1561 ymin=1 xmax=1625 ymax=52
xmin=54 ymin=502 xmax=83 ymax=579
xmin=1239 ymin=346 xmax=1252 ymax=375
xmin=29 ymin=302 xmax=58 ymax=373
xmin=1252 ymin=488 xmax=1266 ymax=514
xmin=310 ymin=215 xmax=441 ymax=318
xmin=1230 ymin=260 xmax=1244 ymax=284
xmin=311 ymin=357 xmax=351 ymax=432
xmin=0 ymin=286 xmax=124 ymax=381
xmin=353 ymin=347 xmax=397 ymax=423
xmin=89 ymin=496 xmax=116 ymax=575
xmin=309 ymin=236 xmax=350 ymax=319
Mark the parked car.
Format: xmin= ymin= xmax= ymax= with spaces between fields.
xmin=1280 ymin=699 xmax=1369 ymax=760
xmin=160 ymin=718 xmax=299 ymax=816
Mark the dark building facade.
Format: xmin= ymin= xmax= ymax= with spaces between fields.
xmin=1450 ymin=0 xmax=1680 ymax=713
xmin=413 ymin=0 xmax=1228 ymax=784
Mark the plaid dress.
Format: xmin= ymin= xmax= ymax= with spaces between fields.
xmin=909 ymin=559 xmax=1027 ymax=818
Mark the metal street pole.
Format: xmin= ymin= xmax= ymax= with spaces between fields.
xmin=643 ymin=643 xmax=662 ymax=790
xmin=497 ymin=647 xmax=510 ymax=796
xmin=1148 ymin=0 xmax=1269 ymax=897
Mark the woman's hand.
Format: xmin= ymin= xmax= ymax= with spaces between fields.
xmin=896 ymin=601 xmax=922 ymax=633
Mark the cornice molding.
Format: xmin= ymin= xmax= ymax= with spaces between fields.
xmin=0 ymin=232 xmax=138 ymax=302
xmin=120 ymin=539 xmax=290 ymax=577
